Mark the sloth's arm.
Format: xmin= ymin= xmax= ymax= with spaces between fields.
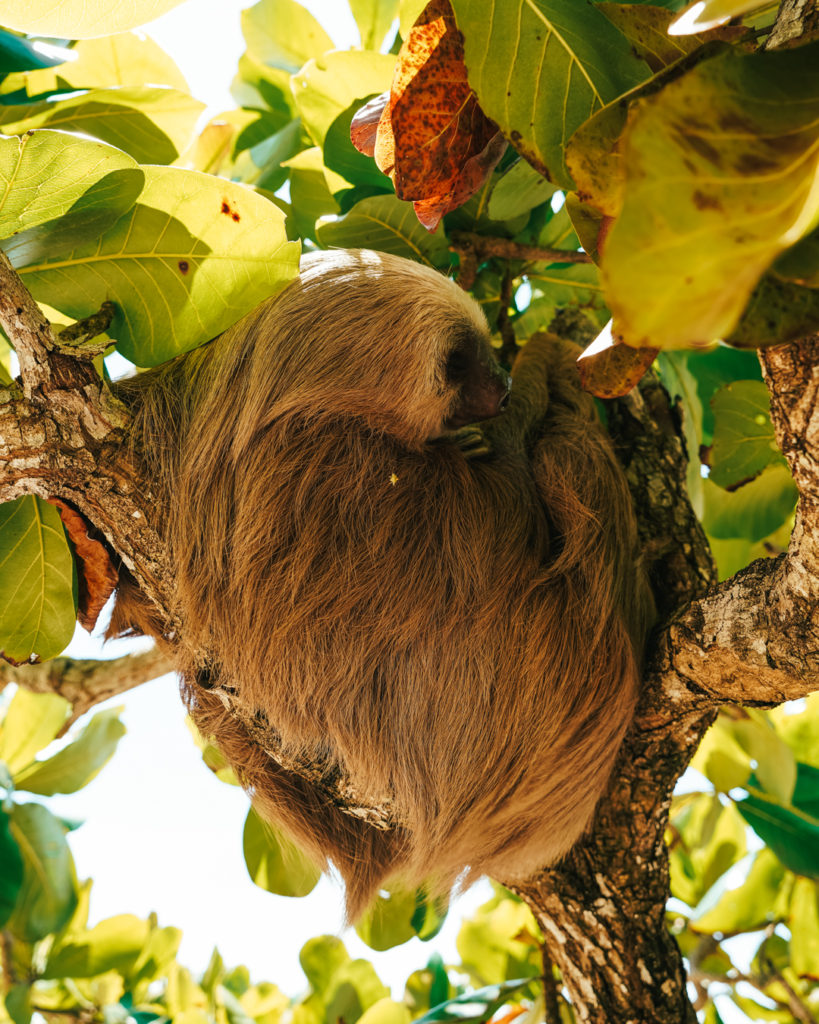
xmin=488 ymin=332 xmax=583 ymax=450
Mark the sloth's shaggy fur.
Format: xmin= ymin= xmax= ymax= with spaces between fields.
xmin=111 ymin=249 xmax=652 ymax=918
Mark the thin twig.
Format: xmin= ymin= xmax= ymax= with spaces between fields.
xmin=450 ymin=230 xmax=592 ymax=266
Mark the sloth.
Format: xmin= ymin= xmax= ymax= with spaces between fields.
xmin=111 ymin=248 xmax=653 ymax=918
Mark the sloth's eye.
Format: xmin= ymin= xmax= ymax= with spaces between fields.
xmin=445 ymin=347 xmax=470 ymax=382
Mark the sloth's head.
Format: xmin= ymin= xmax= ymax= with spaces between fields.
xmin=224 ymin=249 xmax=511 ymax=446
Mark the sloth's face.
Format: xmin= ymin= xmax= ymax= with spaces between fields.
xmin=439 ymin=325 xmax=511 ymax=430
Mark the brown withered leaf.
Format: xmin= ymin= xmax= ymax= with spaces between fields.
xmin=48 ymin=498 xmax=118 ymax=632
xmin=351 ymin=91 xmax=389 ymax=158
xmin=577 ymin=321 xmax=658 ymax=398
xmin=380 ymin=0 xmax=505 ymax=231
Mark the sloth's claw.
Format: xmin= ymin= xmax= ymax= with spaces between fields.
xmin=446 ymin=425 xmax=491 ymax=459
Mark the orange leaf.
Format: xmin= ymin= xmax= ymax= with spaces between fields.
xmin=48 ymin=498 xmax=118 ymax=632
xmin=577 ymin=321 xmax=658 ymax=398
xmin=350 ymin=91 xmax=389 ymax=158
xmin=385 ymin=0 xmax=505 ymax=229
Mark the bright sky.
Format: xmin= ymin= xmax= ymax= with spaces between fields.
xmin=37 ymin=0 xmax=492 ymax=1000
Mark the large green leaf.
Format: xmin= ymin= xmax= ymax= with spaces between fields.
xmin=702 ymin=463 xmax=797 ymax=544
xmin=602 ymin=43 xmax=819 ymax=349
xmin=15 ymin=32 xmax=189 ymax=94
xmin=772 ymin=695 xmax=819 ymax=771
xmin=693 ymin=848 xmax=790 ymax=934
xmin=0 ymin=496 xmax=77 ymax=663
xmin=0 ymin=0 xmax=187 ymax=37
xmin=43 ymin=914 xmax=150 ymax=979
xmin=415 ymin=979 xmax=532 ymax=1024
xmin=668 ymin=794 xmax=747 ymax=908
xmin=6 ymin=802 xmax=78 ymax=943
xmin=450 ymin=0 xmax=649 ymax=188
xmin=0 ymin=131 xmax=140 ymax=244
xmin=356 ymin=888 xmax=446 ymax=951
xmin=243 ymin=807 xmax=320 ymax=897
xmin=292 ymin=51 xmax=395 ymax=149
xmin=299 ymin=936 xmax=350 ymax=996
xmin=709 ymin=380 xmax=781 ymax=489
xmin=456 ymin=891 xmax=541 ymax=987
xmin=487 ymin=160 xmax=557 ymax=221
xmin=350 ymin=0 xmax=399 ymax=49
xmin=737 ymin=791 xmax=819 ymax=879
xmin=316 ymin=194 xmax=450 ymax=267
xmin=0 ymin=87 xmax=204 ymax=166
xmin=789 ymin=877 xmax=819 ymax=978
xmin=14 ymin=706 xmax=126 ymax=795
xmin=0 ymin=805 xmax=23 ymax=927
xmin=0 ymin=29 xmax=69 ymax=73
xmin=19 ymin=165 xmax=300 ymax=366
xmin=0 ymin=688 xmax=69 ymax=773
xmin=241 ymin=0 xmax=334 ymax=73
xmin=515 ymin=264 xmax=608 ymax=339
xmin=357 ymin=1000 xmax=410 ymax=1024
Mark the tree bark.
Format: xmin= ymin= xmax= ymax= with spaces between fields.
xmin=1 ymin=249 xmax=818 ymax=1023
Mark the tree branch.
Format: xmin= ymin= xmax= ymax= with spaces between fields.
xmin=0 ymin=647 xmax=175 ymax=725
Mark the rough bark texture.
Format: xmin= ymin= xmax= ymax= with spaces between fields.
xmin=1 ymin=237 xmax=818 ymax=1021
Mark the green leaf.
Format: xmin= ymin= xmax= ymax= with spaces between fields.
xmin=356 ymin=999 xmax=410 ymax=1024
xmin=3 ymin=984 xmax=31 ymax=1024
xmin=773 ymin=226 xmax=819 ymax=287
xmin=14 ymin=706 xmax=126 ymax=796
xmin=0 ymin=88 xmax=204 ymax=166
xmin=0 ymin=334 xmax=12 ymax=385
xmin=456 ymin=891 xmax=541 ymax=987
xmin=241 ymin=0 xmax=334 ymax=73
xmin=709 ymin=381 xmax=782 ymax=488
xmin=737 ymin=791 xmax=819 ymax=880
xmin=724 ymin=272 xmax=819 ymax=350
xmin=6 ymin=801 xmax=78 ymax=943
xmin=0 ymin=131 xmax=140 ymax=244
xmin=693 ymin=848 xmax=789 ymax=934
xmin=43 ymin=914 xmax=150 ymax=979
xmin=668 ymin=794 xmax=747 ymax=908
xmin=231 ymin=55 xmax=296 ymax=118
xmin=789 ymin=877 xmax=819 ymax=977
xmin=350 ymin=0 xmax=399 ymax=49
xmin=602 ymin=43 xmax=819 ymax=349
xmin=415 ymin=979 xmax=532 ymax=1024
xmin=516 ymin=264 xmax=608 ymax=339
xmin=451 ymin=0 xmax=649 ymax=188
xmin=316 ymin=194 xmax=450 ymax=267
xmin=793 ymin=762 xmax=819 ymax=819
xmin=19 ymin=165 xmax=300 ymax=367
xmin=0 ymin=496 xmax=77 ymax=664
xmin=356 ymin=890 xmax=417 ymax=951
xmin=129 ymin=923 xmax=183 ymax=986
xmin=324 ymin=101 xmax=392 ymax=191
xmin=771 ymin=694 xmax=819 ymax=770
xmin=299 ymin=936 xmax=350 ymax=995
xmin=702 ymin=464 xmax=797 ymax=544
xmin=0 ymin=0 xmax=187 ymax=37
xmin=690 ymin=716 xmax=752 ymax=793
xmin=243 ymin=807 xmax=320 ymax=897
xmin=326 ymin=961 xmax=390 ymax=1024
xmin=285 ymin=147 xmax=341 ymax=243
xmin=292 ymin=51 xmax=395 ymax=149
xmin=0 ymin=30 xmax=68 ymax=73
xmin=732 ymin=711 xmax=796 ymax=805
xmin=15 ymin=32 xmax=189 ymax=94
xmin=487 ymin=160 xmax=557 ymax=221
xmin=0 ymin=688 xmax=69 ymax=772
xmin=0 ymin=804 xmax=23 ymax=927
